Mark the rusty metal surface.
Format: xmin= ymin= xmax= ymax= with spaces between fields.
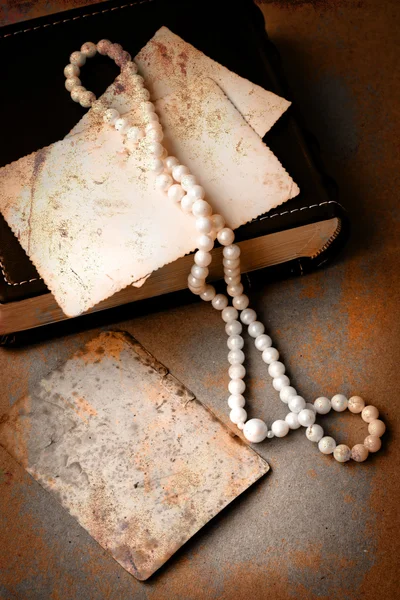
xmin=0 ymin=331 xmax=269 ymax=580
xmin=1 ymin=0 xmax=400 ymax=599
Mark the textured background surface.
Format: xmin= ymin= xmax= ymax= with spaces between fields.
xmin=1 ymin=0 xmax=399 ymax=598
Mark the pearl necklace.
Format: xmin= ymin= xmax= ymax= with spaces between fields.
xmin=64 ymin=40 xmax=386 ymax=463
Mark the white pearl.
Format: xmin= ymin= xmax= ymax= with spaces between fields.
xmin=146 ymin=128 xmax=164 ymax=142
xmin=97 ymin=39 xmax=111 ymax=55
xmin=147 ymin=111 xmax=160 ymax=123
xmin=240 ymin=308 xmax=257 ymax=325
xmin=197 ymin=234 xmax=214 ymax=252
xmin=180 ymin=195 xmax=194 ymax=214
xmin=114 ymin=117 xmax=129 ymax=133
xmin=243 ymin=419 xmax=268 ymax=443
xmin=228 ymin=394 xmax=245 ymax=409
xmin=228 ymin=379 xmax=246 ymax=396
xmin=103 ymin=108 xmax=120 ymax=125
xmin=70 ymin=51 xmax=86 ymax=67
xmin=225 ymin=275 xmax=241 ymax=286
xmin=195 ymin=217 xmax=213 ymax=234
xmin=288 ymin=395 xmax=306 ymax=414
xmin=192 ymin=199 xmax=212 ymax=217
xmin=271 ymin=420 xmax=289 ymax=438
xmin=211 ymin=294 xmax=228 ymax=311
xmin=314 ymin=397 xmax=331 ymax=414
xmin=172 ymin=165 xmax=190 ymax=182
xmin=181 ymin=174 xmax=197 ymax=191
xmin=333 ymin=444 xmax=351 ymax=463
xmin=227 ymin=283 xmax=244 ymax=297
xmin=168 ymin=184 xmax=185 ymax=203
xmin=232 ymin=295 xmax=249 ymax=310
xmin=123 ymin=61 xmax=138 ymax=75
xmin=81 ymin=42 xmax=97 ymax=57
xmin=145 ymin=121 xmax=161 ymax=133
xmin=248 ymin=321 xmax=265 ymax=338
xmin=223 ymin=257 xmax=240 ymax=269
xmin=187 ymin=185 xmax=205 ymax=200
xmin=228 ymin=349 xmax=245 ymax=365
xmin=137 ymin=88 xmax=151 ymax=101
xmin=331 ymin=394 xmax=348 ymax=412
xmin=305 ymin=424 xmax=324 ymax=442
xmin=126 ymin=126 xmax=145 ymax=143
xmin=223 ymin=245 xmax=241 ymax=260
xmin=224 ymin=267 xmax=240 ymax=277
xmin=194 ymin=250 xmax=212 ymax=268
xmin=164 ymin=156 xmax=179 ymax=172
xmin=222 ymin=307 xmax=238 ymax=323
xmin=268 ymin=361 xmax=285 ymax=378
xmin=79 ymin=91 xmax=96 ymax=108
xmin=65 ymin=76 xmax=81 ymax=91
xmin=217 ymin=228 xmax=235 ymax=246
xmin=298 ymin=409 xmax=316 ymax=427
xmin=262 ymin=347 xmax=279 ymax=364
xmin=188 ymin=283 xmax=205 ymax=295
xmin=211 ymin=214 xmax=225 ymax=232
xmin=188 ymin=275 xmax=204 ymax=288
xmin=148 ymin=142 xmax=164 ymax=157
xmin=155 ymin=173 xmax=173 ymax=192
xmin=64 ymin=63 xmax=80 ymax=78
xmin=225 ymin=321 xmax=242 ymax=336
xmin=200 ymin=285 xmax=216 ymax=302
xmin=306 ymin=403 xmax=317 ymax=414
xmin=272 ymin=375 xmax=290 ymax=391
xmin=227 ymin=335 xmax=244 ymax=350
xmin=255 ymin=334 xmax=272 ymax=351
xmin=191 ymin=265 xmax=208 ymax=279
xmin=131 ymin=74 xmax=144 ymax=86
xmin=149 ymin=158 xmax=164 ymax=174
xmin=285 ymin=412 xmax=301 ymax=429
xmin=267 ymin=431 xmax=274 ymax=439
xmin=318 ymin=436 xmax=337 ymax=454
xmin=230 ymin=407 xmax=247 ymax=425
xmin=229 ymin=364 xmax=246 ymax=380
xmin=280 ymin=386 xmax=297 ymax=403
xmin=70 ymin=85 xmax=86 ymax=103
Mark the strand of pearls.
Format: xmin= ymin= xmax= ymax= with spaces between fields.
xmin=64 ymin=41 xmax=387 ymax=463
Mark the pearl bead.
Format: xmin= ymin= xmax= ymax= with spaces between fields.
xmin=145 ymin=121 xmax=161 ymax=133
xmin=131 ymin=74 xmax=144 ymax=87
xmin=223 ymin=257 xmax=240 ymax=269
xmin=314 ymin=397 xmax=331 ymax=415
xmin=364 ymin=435 xmax=381 ymax=453
xmin=148 ymin=142 xmax=164 ymax=157
xmin=228 ymin=349 xmax=245 ymax=365
xmin=196 ymin=217 xmax=213 ymax=234
xmin=248 ymin=321 xmax=265 ymax=338
xmin=211 ymin=214 xmax=225 ymax=232
xmin=217 ymin=228 xmax=235 ymax=246
xmin=298 ymin=409 xmax=316 ymax=427
xmin=288 ymin=395 xmax=306 ymax=414
xmin=305 ymin=424 xmax=324 ymax=442
xmin=285 ymin=412 xmax=301 ymax=429
xmin=229 ymin=364 xmax=246 ymax=380
xmin=200 ymin=285 xmax=216 ymax=302
xmin=230 ymin=407 xmax=247 ymax=425
xmin=212 ymin=294 xmax=228 ymax=311
xmin=70 ymin=51 xmax=86 ymax=67
xmin=348 ymin=396 xmax=365 ymax=414
xmin=228 ymin=394 xmax=245 ymax=409
xmin=64 ymin=63 xmax=80 ymax=78
xmin=149 ymin=158 xmax=164 ymax=174
xmin=368 ymin=419 xmax=386 ymax=437
xmin=361 ymin=405 xmax=379 ymax=423
xmin=232 ymin=295 xmax=249 ymax=310
xmin=268 ymin=361 xmax=285 ymax=378
xmin=223 ymin=244 xmax=241 ymax=260
xmin=81 ymin=41 xmax=97 ymax=57
xmin=194 ymin=250 xmax=212 ymax=268
xmin=351 ymin=444 xmax=369 ymax=462
xmin=114 ymin=117 xmax=129 ymax=133
xmin=197 ymin=234 xmax=214 ymax=252
xmin=115 ymin=51 xmax=131 ymax=68
xmin=306 ymin=403 xmax=317 ymax=414
xmin=147 ymin=112 xmax=160 ymax=123
xmin=272 ymin=375 xmax=290 ymax=391
xmin=180 ymin=174 xmax=197 ymax=191
xmin=168 ymin=184 xmax=185 ymax=203
xmin=180 ymin=195 xmax=194 ymax=213
xmin=240 ymin=308 xmax=257 ymax=325
xmin=155 ymin=173 xmax=173 ymax=192
xmin=80 ymin=91 xmax=96 ymax=108
xmin=331 ymin=394 xmax=348 ymax=412
xmin=222 ymin=307 xmax=238 ymax=323
xmin=243 ymin=419 xmax=268 ymax=443
xmin=70 ymin=86 xmax=86 ymax=102
xmin=187 ymin=185 xmax=205 ymax=200
xmin=229 ymin=379 xmax=246 ymax=396
xmin=318 ymin=436 xmax=336 ymax=454
xmin=271 ymin=420 xmax=289 ymax=438
xmin=146 ymin=128 xmax=164 ymax=142
xmin=224 ymin=267 xmax=241 ymax=277
xmin=280 ymin=386 xmax=297 ymax=403
xmin=192 ymin=199 xmax=212 ymax=217
xmin=227 ymin=283 xmax=244 ymax=297
xmin=97 ymin=39 xmax=112 ymax=55
xmin=255 ymin=334 xmax=272 ymax=351
xmin=225 ymin=320 xmax=242 ymax=336
xmin=137 ymin=88 xmax=151 ymax=101
xmin=227 ymin=335 xmax=244 ymax=350
xmin=163 ymin=156 xmax=178 ymax=172
xmin=262 ymin=347 xmax=279 ymax=364
xmin=267 ymin=431 xmax=274 ymax=439
xmin=123 ymin=62 xmax=138 ymax=75
xmin=191 ymin=265 xmax=208 ymax=280
xmin=103 ymin=108 xmax=120 ymax=125
xmin=188 ymin=275 xmax=204 ymax=288
xmin=65 ymin=76 xmax=81 ymax=92
xmin=225 ymin=275 xmax=241 ymax=286
xmin=333 ymin=444 xmax=351 ymax=463
xmin=171 ymin=165 xmax=190 ymax=182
